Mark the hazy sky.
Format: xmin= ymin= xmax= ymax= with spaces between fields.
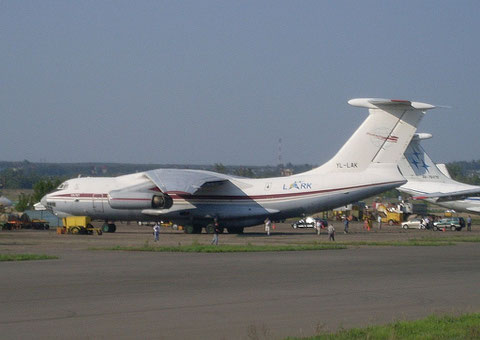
xmin=1 ymin=1 xmax=479 ymax=166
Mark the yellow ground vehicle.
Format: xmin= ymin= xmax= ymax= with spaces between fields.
xmin=376 ymin=204 xmax=404 ymax=226
xmin=381 ymin=211 xmax=403 ymax=226
xmin=62 ymin=216 xmax=102 ymax=235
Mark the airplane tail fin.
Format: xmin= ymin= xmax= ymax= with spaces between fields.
xmin=397 ymin=133 xmax=480 ymax=198
xmin=308 ymin=98 xmax=436 ymax=174
xmin=397 ymin=133 xmax=451 ymax=182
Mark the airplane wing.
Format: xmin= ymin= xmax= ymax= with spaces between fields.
xmin=144 ymin=169 xmax=230 ymax=195
xmin=412 ymin=187 xmax=480 ymax=201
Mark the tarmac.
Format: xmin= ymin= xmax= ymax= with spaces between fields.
xmin=1 ymin=222 xmax=479 ymax=339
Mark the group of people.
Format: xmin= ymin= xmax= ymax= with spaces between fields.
xmin=154 ymin=217 xmax=342 ymax=243
xmin=420 ymin=216 xmax=431 ymax=229
xmin=362 ymin=215 xmax=383 ymax=231
xmin=151 ymin=215 xmax=474 ymax=244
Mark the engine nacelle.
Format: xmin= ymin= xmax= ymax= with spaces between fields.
xmin=151 ymin=194 xmax=173 ymax=209
xmin=108 ymin=191 xmax=173 ymax=210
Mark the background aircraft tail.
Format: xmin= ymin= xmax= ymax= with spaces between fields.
xmin=397 ymin=133 xmax=451 ymax=183
xmin=397 ymin=133 xmax=480 ymax=198
xmin=309 ymin=98 xmax=436 ymax=174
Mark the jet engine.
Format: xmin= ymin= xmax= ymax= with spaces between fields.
xmin=108 ymin=190 xmax=173 ymax=210
xmin=151 ymin=194 xmax=173 ymax=209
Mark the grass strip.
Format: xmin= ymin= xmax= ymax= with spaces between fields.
xmin=0 ymin=253 xmax=58 ymax=261
xmin=303 ymin=240 xmax=455 ymax=247
xmin=419 ymin=235 xmax=480 ymax=243
xmin=290 ymin=313 xmax=480 ymax=340
xmin=94 ymin=238 xmax=456 ymax=253
xmin=96 ymin=243 xmax=347 ymax=253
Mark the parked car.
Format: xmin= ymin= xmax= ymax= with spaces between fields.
xmin=433 ymin=217 xmax=465 ymax=231
xmin=291 ymin=217 xmax=327 ymax=229
xmin=401 ymin=218 xmax=426 ymax=230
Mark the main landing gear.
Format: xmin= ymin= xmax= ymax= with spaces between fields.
xmin=183 ymin=224 xmax=243 ymax=234
xmin=102 ymin=222 xmax=117 ymax=233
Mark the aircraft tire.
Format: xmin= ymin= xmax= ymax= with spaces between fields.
xmin=107 ymin=223 xmax=116 ymax=233
xmin=193 ymin=225 xmax=202 ymax=234
xmin=184 ymin=225 xmax=195 ymax=234
xmin=227 ymin=227 xmax=244 ymax=234
xmin=102 ymin=223 xmax=109 ymax=232
xmin=205 ymin=224 xmax=215 ymax=234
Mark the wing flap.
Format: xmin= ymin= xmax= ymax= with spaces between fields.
xmin=142 ymin=205 xmax=196 ymax=216
xmin=145 ymin=169 xmax=230 ymax=194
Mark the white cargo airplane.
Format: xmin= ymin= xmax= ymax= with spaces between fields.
xmin=398 ymin=133 xmax=480 ymax=214
xmin=40 ymin=98 xmax=435 ymax=233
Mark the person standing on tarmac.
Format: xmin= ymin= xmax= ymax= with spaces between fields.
xmin=467 ymin=215 xmax=472 ymax=231
xmin=343 ymin=216 xmax=349 ymax=234
xmin=264 ymin=217 xmax=271 ymax=236
xmin=153 ymin=222 xmax=161 ymax=242
xmin=328 ymin=224 xmax=335 ymax=241
xmin=377 ymin=214 xmax=382 ymax=230
xmin=211 ymin=218 xmax=220 ymax=245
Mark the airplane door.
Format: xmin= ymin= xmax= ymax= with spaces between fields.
xmin=92 ymin=194 xmax=104 ymax=212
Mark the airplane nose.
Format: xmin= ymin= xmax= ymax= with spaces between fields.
xmin=41 ymin=195 xmax=48 ymax=206
xmin=39 ymin=195 xmax=49 ymax=209
xmin=34 ymin=195 xmax=49 ymax=211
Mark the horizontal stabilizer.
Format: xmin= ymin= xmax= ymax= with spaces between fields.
xmin=412 ymin=133 xmax=433 ymax=141
xmin=348 ymin=98 xmax=436 ymax=110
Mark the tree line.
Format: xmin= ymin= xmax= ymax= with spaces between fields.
xmin=2 ymin=160 xmax=479 ymax=211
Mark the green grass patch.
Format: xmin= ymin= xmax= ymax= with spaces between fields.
xmin=291 ymin=313 xmax=480 ymax=340
xmin=306 ymin=240 xmax=455 ymax=247
xmin=419 ymin=235 xmax=480 ymax=243
xmin=0 ymin=253 xmax=58 ymax=261
xmin=95 ymin=242 xmax=347 ymax=253
xmin=93 ymin=238 xmax=458 ymax=253
xmin=346 ymin=239 xmax=454 ymax=246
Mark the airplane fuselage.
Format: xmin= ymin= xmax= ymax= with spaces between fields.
xmin=44 ymin=169 xmax=404 ymax=228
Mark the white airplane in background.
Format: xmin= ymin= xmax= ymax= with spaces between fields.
xmin=398 ymin=133 xmax=480 ymax=213
xmin=40 ymin=98 xmax=436 ymax=234
xmin=0 ymin=195 xmax=12 ymax=207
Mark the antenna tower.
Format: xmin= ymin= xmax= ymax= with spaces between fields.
xmin=278 ymin=138 xmax=283 ymax=168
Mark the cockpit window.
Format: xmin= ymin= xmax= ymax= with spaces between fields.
xmin=57 ymin=182 xmax=69 ymax=190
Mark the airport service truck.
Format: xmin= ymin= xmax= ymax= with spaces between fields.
xmin=60 ymin=216 xmax=102 ymax=235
